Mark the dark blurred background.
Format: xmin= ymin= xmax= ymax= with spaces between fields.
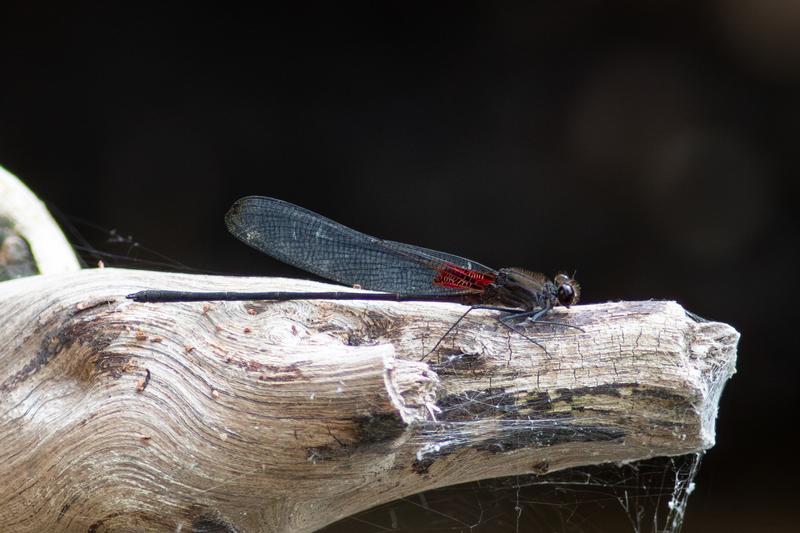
xmin=1 ymin=2 xmax=796 ymax=531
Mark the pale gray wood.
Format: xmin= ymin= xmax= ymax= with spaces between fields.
xmin=0 ymin=268 xmax=739 ymax=532
xmin=0 ymin=165 xmax=81 ymax=275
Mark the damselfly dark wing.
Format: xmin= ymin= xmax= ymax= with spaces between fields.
xmin=225 ymin=196 xmax=497 ymax=295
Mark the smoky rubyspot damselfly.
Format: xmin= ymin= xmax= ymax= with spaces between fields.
xmin=127 ymin=197 xmax=581 ymax=354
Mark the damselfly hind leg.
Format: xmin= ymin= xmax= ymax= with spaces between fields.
xmin=421 ymin=305 xmax=561 ymax=361
xmin=420 ymin=305 xmax=479 ymax=361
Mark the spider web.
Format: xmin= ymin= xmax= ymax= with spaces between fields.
xmin=321 ymin=453 xmax=703 ymax=533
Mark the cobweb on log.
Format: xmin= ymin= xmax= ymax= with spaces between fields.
xmin=321 ymin=453 xmax=702 ymax=533
xmin=51 ymin=209 xmax=225 ymax=274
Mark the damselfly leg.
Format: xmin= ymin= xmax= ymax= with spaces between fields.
xmin=421 ymin=305 xmax=583 ymax=361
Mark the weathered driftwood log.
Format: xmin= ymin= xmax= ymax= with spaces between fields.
xmin=0 ymin=268 xmax=738 ymax=532
xmin=0 ymin=165 xmax=80 ymax=278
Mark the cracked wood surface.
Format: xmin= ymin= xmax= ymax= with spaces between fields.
xmin=0 ymin=268 xmax=739 ymax=532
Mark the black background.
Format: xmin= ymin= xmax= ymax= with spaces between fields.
xmin=1 ymin=2 xmax=797 ymax=532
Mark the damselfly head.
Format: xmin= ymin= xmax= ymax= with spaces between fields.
xmin=554 ymin=273 xmax=580 ymax=307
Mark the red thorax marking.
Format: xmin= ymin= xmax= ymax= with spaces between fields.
xmin=434 ymin=263 xmax=496 ymax=290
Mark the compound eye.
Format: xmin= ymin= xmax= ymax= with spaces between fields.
xmin=557 ymin=284 xmax=575 ymax=307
